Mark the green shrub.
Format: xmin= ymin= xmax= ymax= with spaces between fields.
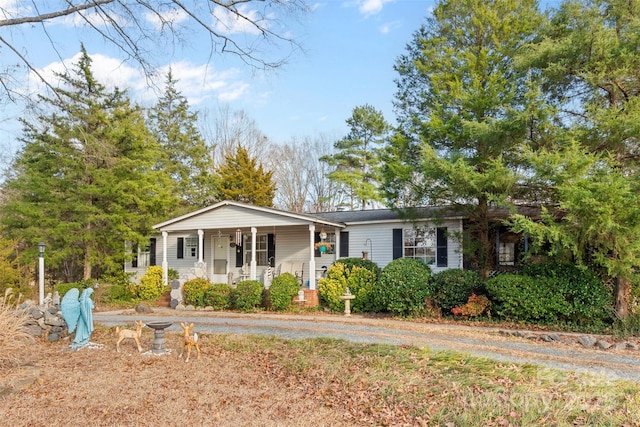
xmin=522 ymin=261 xmax=613 ymax=327
xmin=233 ymin=280 xmax=263 ymax=311
xmin=318 ymin=262 xmax=378 ymax=313
xmin=168 ymin=269 xmax=180 ymax=281
xmin=203 ymin=283 xmax=233 ymax=310
xmin=55 ymin=282 xmax=84 ymax=298
xmin=337 ymin=258 xmax=382 ymax=280
xmin=375 ymin=258 xmax=433 ymax=317
xmin=182 ymin=278 xmax=212 ymax=307
xmin=431 ymin=269 xmax=483 ymax=315
xmin=269 ymin=273 xmax=300 ymax=311
xmin=138 ymin=266 xmax=166 ymax=301
xmin=485 ymin=274 xmax=570 ymax=324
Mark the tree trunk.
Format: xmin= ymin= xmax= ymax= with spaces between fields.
xmin=614 ymin=276 xmax=630 ymax=320
xmin=477 ymin=198 xmax=491 ymax=279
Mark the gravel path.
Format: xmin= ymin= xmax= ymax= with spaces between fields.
xmin=93 ymin=308 xmax=640 ymax=382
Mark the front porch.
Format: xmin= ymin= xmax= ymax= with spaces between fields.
xmin=149 ymin=201 xmax=345 ymax=290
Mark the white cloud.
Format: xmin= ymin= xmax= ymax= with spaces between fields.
xmin=0 ymin=0 xmax=27 ymax=18
xmin=356 ymin=0 xmax=394 ymax=17
xmin=211 ymin=4 xmax=269 ymax=35
xmin=29 ymin=52 xmax=250 ymax=108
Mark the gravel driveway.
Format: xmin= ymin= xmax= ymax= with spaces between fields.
xmin=93 ymin=308 xmax=640 ymax=382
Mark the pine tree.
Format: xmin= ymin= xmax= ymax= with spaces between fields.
xmin=320 ymin=104 xmax=388 ymax=210
xmin=0 ymin=46 xmax=176 ymax=281
xmin=148 ymin=71 xmax=218 ymax=213
xmin=217 ymin=146 xmax=276 ymax=207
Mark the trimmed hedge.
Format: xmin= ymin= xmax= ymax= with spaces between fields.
xmin=204 ymin=283 xmax=233 ymax=310
xmin=182 ymin=278 xmax=212 ymax=307
xmin=375 ymin=258 xmax=433 ymax=317
xmin=233 ymin=280 xmax=263 ymax=311
xmin=431 ymin=269 xmax=483 ymax=315
xmin=269 ymin=273 xmax=300 ymax=311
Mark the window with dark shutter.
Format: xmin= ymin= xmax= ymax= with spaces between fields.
xmin=392 ymin=228 xmax=403 ymax=260
xmin=177 ymin=237 xmax=184 ymax=259
xmin=267 ymin=234 xmax=275 ymax=266
xmin=436 ymin=227 xmax=448 ymax=267
xmin=340 ymin=231 xmax=349 ymax=257
xmin=132 ymin=244 xmax=138 ymax=268
xmin=149 ymin=238 xmax=157 ymax=266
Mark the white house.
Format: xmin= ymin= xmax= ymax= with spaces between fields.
xmin=125 ymin=201 xmax=465 ymax=289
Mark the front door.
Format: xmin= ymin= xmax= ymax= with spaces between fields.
xmin=211 ymin=235 xmax=229 ymax=283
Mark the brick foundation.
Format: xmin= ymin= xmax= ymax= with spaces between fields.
xmin=302 ymin=289 xmax=319 ymax=308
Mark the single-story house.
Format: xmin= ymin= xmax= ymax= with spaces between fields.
xmin=125 ymin=200 xmax=465 ymax=289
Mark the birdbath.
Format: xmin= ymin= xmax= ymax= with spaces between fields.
xmin=338 ymin=288 xmax=356 ymax=316
xmin=146 ymin=321 xmax=173 ymax=354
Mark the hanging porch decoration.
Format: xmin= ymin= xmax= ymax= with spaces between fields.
xmin=315 ymin=228 xmax=332 ymax=253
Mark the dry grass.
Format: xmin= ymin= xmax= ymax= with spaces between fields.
xmin=1 ymin=324 xmax=640 ymax=426
xmin=0 ymin=297 xmax=34 ymax=369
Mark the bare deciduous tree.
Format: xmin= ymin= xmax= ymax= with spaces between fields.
xmin=201 ymin=104 xmax=272 ymax=168
xmin=0 ymin=0 xmax=307 ymax=100
xmin=270 ymin=134 xmax=348 ymax=213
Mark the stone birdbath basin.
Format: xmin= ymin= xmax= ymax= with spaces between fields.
xmin=146 ymin=321 xmax=172 ymax=354
xmin=338 ymin=288 xmax=356 ymax=316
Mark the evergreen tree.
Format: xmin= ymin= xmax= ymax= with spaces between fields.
xmin=516 ymin=0 xmax=640 ymax=318
xmin=0 ymin=46 xmax=176 ymax=281
xmin=384 ymin=0 xmax=545 ymax=276
xmin=148 ymin=71 xmax=218 ymax=213
xmin=216 ymin=146 xmax=276 ymax=207
xmin=320 ymin=104 xmax=388 ymax=210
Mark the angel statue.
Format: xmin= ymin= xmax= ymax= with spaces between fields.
xmin=60 ymin=288 xmax=95 ymax=350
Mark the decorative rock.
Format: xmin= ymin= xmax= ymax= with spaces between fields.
xmin=578 ymin=336 xmax=597 ymax=348
xmin=24 ymin=324 xmax=43 ymax=336
xmin=28 ymin=307 xmax=43 ymax=319
xmin=185 ymin=304 xmax=195 ymax=311
xmin=596 ymin=340 xmax=612 ymax=350
xmin=48 ymin=332 xmax=60 ymax=342
xmin=175 ymin=303 xmax=186 ymax=311
xmin=170 ymin=298 xmax=179 ymax=309
xmin=170 ymin=288 xmax=182 ymax=300
xmin=171 ymin=279 xmax=181 ymax=289
xmin=135 ymin=303 xmax=153 ymax=313
xmin=541 ymin=335 xmax=554 ymax=342
xmin=549 ymin=333 xmax=561 ymax=342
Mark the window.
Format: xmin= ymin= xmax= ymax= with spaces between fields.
xmin=244 ymin=234 xmax=268 ymax=266
xmin=404 ymin=227 xmax=436 ymax=265
xmin=499 ymin=242 xmax=515 ymax=266
xmin=185 ymin=237 xmax=198 ymax=258
xmin=315 ymin=232 xmax=336 ymax=256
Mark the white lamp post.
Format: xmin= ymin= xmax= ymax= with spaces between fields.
xmin=38 ymin=241 xmax=45 ymax=306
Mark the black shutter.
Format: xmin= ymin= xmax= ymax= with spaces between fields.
xmin=177 ymin=237 xmax=184 ymax=259
xmin=314 ymin=232 xmax=321 ymax=257
xmin=437 ymin=227 xmax=448 ymax=267
xmin=392 ymin=228 xmax=403 ymax=260
xmin=131 ymin=244 xmax=138 ymax=268
xmin=267 ymin=233 xmax=275 ymax=267
xmin=340 ymin=231 xmax=349 ymax=258
xmin=149 ymin=238 xmax=157 ymax=266
xmin=235 ymin=235 xmax=243 ymax=267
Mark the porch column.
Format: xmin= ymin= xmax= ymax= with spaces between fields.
xmin=250 ymin=227 xmax=257 ymax=280
xmin=308 ymin=224 xmax=316 ymax=290
xmin=162 ymin=231 xmax=168 ymax=285
xmin=198 ymin=229 xmax=204 ymax=263
xmin=334 ymin=227 xmax=341 ymax=259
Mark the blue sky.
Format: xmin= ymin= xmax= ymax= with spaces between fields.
xmin=0 ymin=0 xmax=433 ymax=164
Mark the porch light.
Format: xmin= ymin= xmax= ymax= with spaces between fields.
xmin=235 ymin=229 xmax=242 ymax=246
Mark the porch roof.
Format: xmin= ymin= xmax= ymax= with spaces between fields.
xmin=153 ymin=200 xmax=345 ymax=232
